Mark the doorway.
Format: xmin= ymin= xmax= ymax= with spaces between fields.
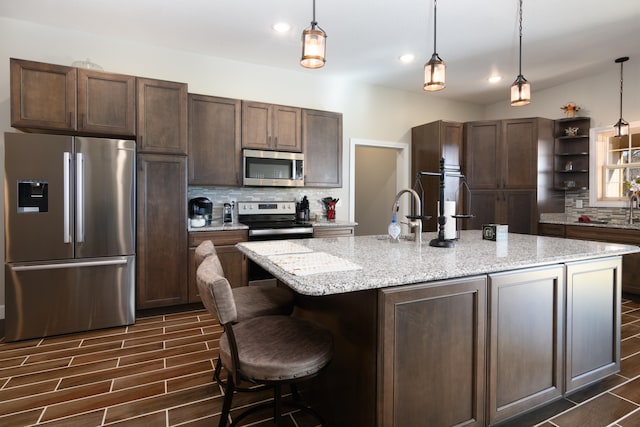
xmin=349 ymin=139 xmax=410 ymax=236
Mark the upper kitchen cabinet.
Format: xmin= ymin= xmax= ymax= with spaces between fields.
xmin=554 ymin=117 xmax=591 ymax=190
xmin=242 ymin=101 xmax=302 ymax=152
xmin=10 ymin=58 xmax=135 ymax=137
xmin=188 ymin=94 xmax=242 ymax=186
xmin=77 ymin=68 xmax=135 ymax=136
xmin=464 ymin=118 xmax=563 ymax=234
xmin=412 ymin=120 xmax=463 ymax=230
xmin=11 ymin=58 xmax=76 ymax=132
xmin=136 ymin=77 xmax=188 ymax=155
xmin=302 ymin=109 xmax=343 ymax=188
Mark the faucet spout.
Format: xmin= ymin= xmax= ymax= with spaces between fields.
xmin=629 ymin=194 xmax=638 ymax=224
xmin=392 ymin=189 xmax=423 ymax=243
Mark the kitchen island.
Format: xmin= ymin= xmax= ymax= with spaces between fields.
xmin=237 ymin=231 xmax=639 ymax=426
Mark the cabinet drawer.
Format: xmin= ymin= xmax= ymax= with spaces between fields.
xmin=538 ymin=223 xmax=565 ymax=237
xmin=313 ymin=226 xmax=354 ymax=238
xmin=188 ymin=230 xmax=248 ymax=247
xmin=565 ymin=225 xmax=640 ymax=245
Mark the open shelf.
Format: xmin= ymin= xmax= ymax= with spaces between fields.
xmin=554 ymin=117 xmax=590 ymax=191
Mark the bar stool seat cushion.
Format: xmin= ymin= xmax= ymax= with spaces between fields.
xmin=234 ymin=286 xmax=294 ymax=321
xmin=219 ymin=315 xmax=333 ymax=381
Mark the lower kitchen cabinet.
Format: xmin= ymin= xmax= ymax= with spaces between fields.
xmin=188 ymin=230 xmax=248 ymax=303
xmin=136 ymin=154 xmax=187 ymax=309
xmin=466 ymin=190 xmax=536 ymax=234
xmin=379 ymin=276 xmax=487 ymax=427
xmin=488 ymin=265 xmax=564 ymax=425
xmin=313 ymin=226 xmax=354 ymax=238
xmin=540 ymin=223 xmax=640 ymax=295
xmin=565 ymin=257 xmax=621 ymax=392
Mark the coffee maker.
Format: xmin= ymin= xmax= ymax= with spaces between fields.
xmin=189 ymin=197 xmax=213 ymax=225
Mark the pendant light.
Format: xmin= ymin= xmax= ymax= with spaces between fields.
xmin=613 ymin=56 xmax=630 ymax=137
xmin=424 ymin=0 xmax=445 ymax=91
xmin=510 ymin=0 xmax=531 ymax=106
xmin=301 ymin=0 xmax=327 ymax=69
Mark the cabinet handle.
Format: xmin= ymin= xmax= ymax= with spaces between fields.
xmin=79 ymin=113 xmax=84 ymax=129
xmin=275 ymin=136 xmax=278 ymax=146
xmin=69 ymin=112 xmax=73 ymax=127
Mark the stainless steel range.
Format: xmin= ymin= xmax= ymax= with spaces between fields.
xmin=238 ymin=201 xmax=313 ymax=241
xmin=238 ymin=201 xmax=313 ymax=285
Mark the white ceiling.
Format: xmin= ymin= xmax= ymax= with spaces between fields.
xmin=2 ymin=0 xmax=640 ymax=105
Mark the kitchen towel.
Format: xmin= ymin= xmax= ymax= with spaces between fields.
xmin=437 ymin=201 xmax=457 ymax=240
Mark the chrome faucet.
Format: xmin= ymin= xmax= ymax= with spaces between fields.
xmin=629 ymin=194 xmax=638 ymax=224
xmin=392 ymin=188 xmax=423 ymax=244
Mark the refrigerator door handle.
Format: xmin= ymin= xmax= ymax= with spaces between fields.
xmin=63 ymin=152 xmax=72 ymax=243
xmin=10 ymin=258 xmax=128 ymax=272
xmin=76 ymin=152 xmax=84 ymax=243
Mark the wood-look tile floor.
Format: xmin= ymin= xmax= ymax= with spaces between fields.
xmin=0 ymin=309 xmax=319 ymax=427
xmin=3 ymin=299 xmax=640 ymax=426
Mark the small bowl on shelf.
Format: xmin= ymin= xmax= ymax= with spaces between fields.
xmin=564 ymin=127 xmax=580 ymax=137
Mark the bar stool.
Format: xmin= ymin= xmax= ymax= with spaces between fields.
xmin=194 ymin=240 xmax=294 ymax=320
xmin=197 ymin=256 xmax=333 ymax=427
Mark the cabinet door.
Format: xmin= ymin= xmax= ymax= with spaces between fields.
xmin=488 ymin=265 xmax=564 ymax=424
xmin=465 ymin=190 xmax=498 ymax=230
xmin=136 ymin=78 xmax=188 ymax=154
xmin=10 ymin=58 xmax=76 ymax=131
xmin=273 ymin=105 xmax=302 ymax=151
xmin=464 ymin=121 xmax=500 ymax=189
xmin=242 ymin=101 xmax=272 ymax=150
xmin=565 ymin=257 xmax=621 ymax=392
xmin=502 ymin=119 xmax=537 ymax=189
xmin=380 ymin=276 xmax=487 ymax=427
xmin=303 ymin=109 xmax=343 ymax=187
xmin=188 ymin=94 xmax=241 ymax=185
xmin=505 ymin=190 xmax=537 ymax=234
xmin=136 ymin=154 xmax=187 ymax=309
xmin=77 ymin=69 xmax=135 ymax=136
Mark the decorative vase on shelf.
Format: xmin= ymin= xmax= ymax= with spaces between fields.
xmin=566 ymin=110 xmax=575 ymax=118
xmin=561 ymin=102 xmax=580 ymax=118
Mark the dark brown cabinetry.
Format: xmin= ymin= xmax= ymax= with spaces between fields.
xmin=554 ymin=117 xmax=591 ymax=190
xmin=487 ymin=265 xmax=564 ymax=424
xmin=411 ymin=120 xmax=463 ymax=230
xmin=302 ymin=109 xmax=343 ymax=187
xmin=313 ymin=226 xmax=354 ymax=238
xmin=136 ymin=77 xmax=188 ymax=155
xmin=379 ymin=276 xmax=487 ymax=426
xmin=241 ymin=101 xmax=302 ymax=152
xmin=565 ymin=258 xmax=621 ymax=392
xmin=464 ymin=118 xmax=562 ymax=234
xmin=136 ymin=154 xmax=187 ymax=309
xmin=540 ymin=223 xmax=640 ymax=295
xmin=77 ymin=68 xmax=135 ymax=136
xmin=10 ymin=58 xmax=135 ymax=136
xmin=188 ymin=94 xmax=242 ymax=186
xmin=188 ymin=230 xmax=248 ymax=303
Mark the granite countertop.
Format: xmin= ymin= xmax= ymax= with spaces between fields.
xmin=188 ymin=221 xmax=248 ymax=232
xmin=540 ymin=213 xmax=640 ymax=230
xmin=188 ymin=220 xmax=357 ymax=232
xmin=310 ymin=220 xmax=358 ymax=227
xmin=237 ymin=230 xmax=639 ymax=296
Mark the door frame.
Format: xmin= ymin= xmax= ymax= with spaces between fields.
xmin=349 ymin=138 xmax=410 ymax=223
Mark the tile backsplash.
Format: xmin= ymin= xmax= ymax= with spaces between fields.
xmin=564 ymin=189 xmax=633 ymax=223
xmin=188 ymin=186 xmax=340 ymax=222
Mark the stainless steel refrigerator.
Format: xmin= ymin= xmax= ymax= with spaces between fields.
xmin=4 ymin=132 xmax=136 ymax=341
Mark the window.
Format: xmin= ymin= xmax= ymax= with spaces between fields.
xmin=590 ymin=121 xmax=640 ymax=207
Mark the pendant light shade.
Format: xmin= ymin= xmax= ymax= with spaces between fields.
xmin=510 ymin=0 xmax=531 ymax=106
xmin=613 ymin=56 xmax=630 ymax=137
xmin=424 ymin=0 xmax=445 ymax=91
xmin=301 ymin=0 xmax=327 ymax=69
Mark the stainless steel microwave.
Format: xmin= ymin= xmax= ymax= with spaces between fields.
xmin=243 ymin=149 xmax=304 ymax=187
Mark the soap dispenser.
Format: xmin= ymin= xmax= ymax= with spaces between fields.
xmin=388 ymin=213 xmax=401 ymax=243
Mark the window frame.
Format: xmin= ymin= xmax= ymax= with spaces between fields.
xmin=589 ymin=120 xmax=640 ymax=207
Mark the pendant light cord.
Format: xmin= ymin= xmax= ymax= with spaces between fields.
xmin=312 ymin=0 xmax=317 ymax=27
xmin=619 ymin=60 xmax=624 ymax=122
xmin=518 ymin=0 xmax=523 ymax=76
xmin=433 ymin=0 xmax=438 ymax=54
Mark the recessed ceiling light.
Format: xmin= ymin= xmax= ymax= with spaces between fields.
xmin=488 ymin=75 xmax=502 ymax=84
xmin=399 ymin=54 xmax=415 ymax=64
xmin=273 ymin=22 xmax=291 ymax=33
